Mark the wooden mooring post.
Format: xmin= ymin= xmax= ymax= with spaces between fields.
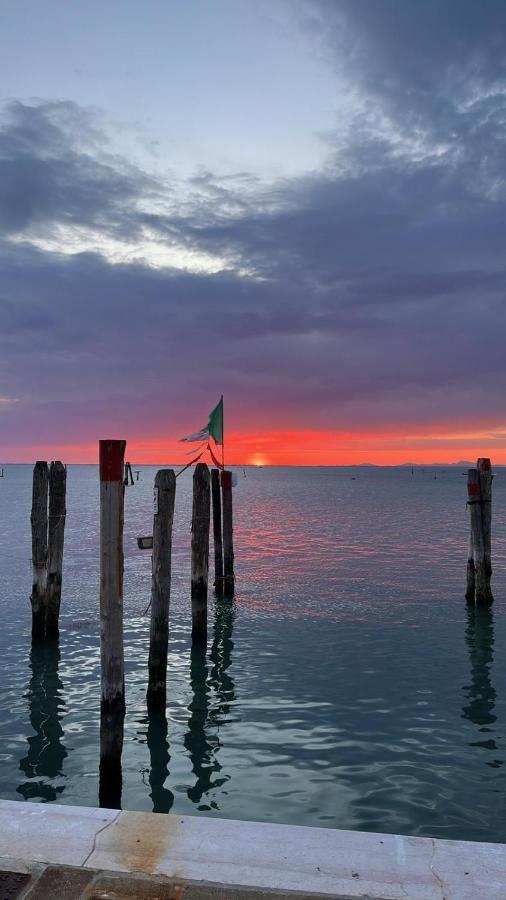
xmin=478 ymin=457 xmax=493 ymax=582
xmin=99 ymin=440 xmax=126 ymax=807
xmin=466 ymin=458 xmax=493 ymax=605
xmin=99 ymin=440 xmax=126 ymax=712
xmin=46 ymin=461 xmax=67 ymax=638
xmin=30 ymin=461 xmax=49 ymax=640
xmin=211 ymin=468 xmax=223 ymax=596
xmin=221 ymin=470 xmax=235 ymax=598
xmin=30 ymin=460 xmax=67 ymax=640
xmin=191 ymin=462 xmax=210 ymax=643
xmin=147 ymin=469 xmax=176 ymax=710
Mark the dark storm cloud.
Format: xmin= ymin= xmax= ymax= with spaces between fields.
xmin=0 ymin=100 xmax=159 ymax=239
xmin=1 ymin=0 xmax=506 ymax=452
xmin=304 ymin=0 xmax=506 ymax=126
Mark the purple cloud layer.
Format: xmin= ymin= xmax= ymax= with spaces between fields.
xmin=1 ymin=1 xmax=506 ymax=453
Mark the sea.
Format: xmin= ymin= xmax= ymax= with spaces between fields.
xmin=1 ymin=463 xmax=505 ymax=843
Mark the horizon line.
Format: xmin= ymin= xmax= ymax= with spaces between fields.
xmin=0 ymin=461 xmax=501 ymax=468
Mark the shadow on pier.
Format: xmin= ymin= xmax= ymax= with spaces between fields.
xmin=17 ymin=640 xmax=67 ymax=802
xmin=462 ymin=605 xmax=503 ymax=765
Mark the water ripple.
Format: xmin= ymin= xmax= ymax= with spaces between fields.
xmin=1 ymin=465 xmax=506 ymax=841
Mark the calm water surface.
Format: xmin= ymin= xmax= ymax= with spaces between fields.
xmin=1 ymin=464 xmax=506 ymax=842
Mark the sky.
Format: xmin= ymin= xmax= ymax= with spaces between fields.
xmin=1 ymin=0 xmax=506 ymax=465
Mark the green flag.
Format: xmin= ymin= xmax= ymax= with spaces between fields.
xmin=208 ymin=396 xmax=223 ymax=445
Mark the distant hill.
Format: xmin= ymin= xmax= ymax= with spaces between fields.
xmin=399 ymin=461 xmax=474 ymax=467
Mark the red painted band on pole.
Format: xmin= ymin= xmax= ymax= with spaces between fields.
xmin=468 ymin=483 xmax=480 ymax=497
xmin=99 ymin=440 xmax=126 ymax=482
xmin=221 ymin=470 xmax=232 ymax=490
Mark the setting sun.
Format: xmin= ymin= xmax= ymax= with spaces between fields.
xmin=248 ymin=453 xmax=269 ymax=467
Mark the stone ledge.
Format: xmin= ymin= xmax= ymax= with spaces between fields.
xmin=0 ymin=799 xmax=505 ymax=899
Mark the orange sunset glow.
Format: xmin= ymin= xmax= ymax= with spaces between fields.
xmin=4 ymin=426 xmax=506 ymax=466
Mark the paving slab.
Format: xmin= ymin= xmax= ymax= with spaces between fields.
xmin=23 ymin=865 xmax=95 ymax=899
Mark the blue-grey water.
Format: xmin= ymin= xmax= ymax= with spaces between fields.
xmin=1 ymin=464 xmax=506 ymax=842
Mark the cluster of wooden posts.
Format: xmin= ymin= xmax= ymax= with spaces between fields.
xmin=98 ymin=440 xmax=235 ymax=803
xmin=27 ymin=448 xmax=495 ymax=803
xmin=145 ymin=460 xmax=234 ymax=709
xmin=29 ymin=441 xmax=236 ymax=803
xmin=466 ymin=457 xmax=494 ymax=605
xmin=30 ymin=453 xmax=496 ymax=649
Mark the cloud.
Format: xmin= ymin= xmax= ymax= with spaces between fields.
xmin=0 ymin=101 xmax=156 ymax=238
xmin=295 ymin=0 xmax=506 ymax=202
xmin=302 ymin=1 xmax=506 ymax=125
xmin=0 ymin=100 xmax=233 ymax=274
xmin=1 ymin=0 xmax=506 ymax=462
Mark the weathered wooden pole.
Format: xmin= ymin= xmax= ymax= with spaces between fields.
xmin=221 ymin=470 xmax=235 ymax=598
xmin=99 ymin=440 xmax=126 ymax=808
xmin=147 ymin=469 xmax=176 ymax=710
xmin=99 ymin=439 xmax=126 ymax=712
xmin=30 ymin=461 xmax=49 ymax=640
xmin=467 ymin=467 xmax=493 ymax=605
xmin=191 ymin=463 xmax=210 ymax=643
xmin=211 ymin=468 xmax=223 ymax=596
xmin=45 ymin=461 xmax=67 ymax=638
xmin=465 ymin=532 xmax=475 ymax=603
xmin=477 ymin=458 xmax=493 ymax=582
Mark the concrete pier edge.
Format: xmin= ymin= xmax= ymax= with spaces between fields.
xmin=0 ymin=799 xmax=505 ymax=899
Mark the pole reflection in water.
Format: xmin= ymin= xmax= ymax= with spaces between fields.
xmin=209 ymin=601 xmax=236 ymax=718
xmin=184 ymin=602 xmax=236 ymax=810
xmin=17 ymin=640 xmax=67 ymax=802
xmin=147 ymin=709 xmax=174 ymax=813
xmin=462 ymin=605 xmax=502 ymax=764
xmin=99 ymin=704 xmax=124 ymax=810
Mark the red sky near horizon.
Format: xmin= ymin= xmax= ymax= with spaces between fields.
xmin=4 ymin=427 xmax=506 ymax=467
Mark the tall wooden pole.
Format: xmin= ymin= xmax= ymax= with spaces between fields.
xmin=46 ymin=461 xmax=67 ymax=638
xmin=467 ymin=467 xmax=493 ymax=605
xmin=31 ymin=461 xmax=49 ymax=640
xmin=99 ymin=439 xmax=126 ymax=712
xmin=477 ymin=457 xmax=493 ymax=582
xmin=191 ymin=462 xmax=210 ymax=643
xmin=211 ymin=468 xmax=223 ymax=596
xmin=99 ymin=440 xmax=126 ymax=808
xmin=147 ymin=469 xmax=176 ymax=710
xmin=222 ymin=470 xmax=235 ymax=598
